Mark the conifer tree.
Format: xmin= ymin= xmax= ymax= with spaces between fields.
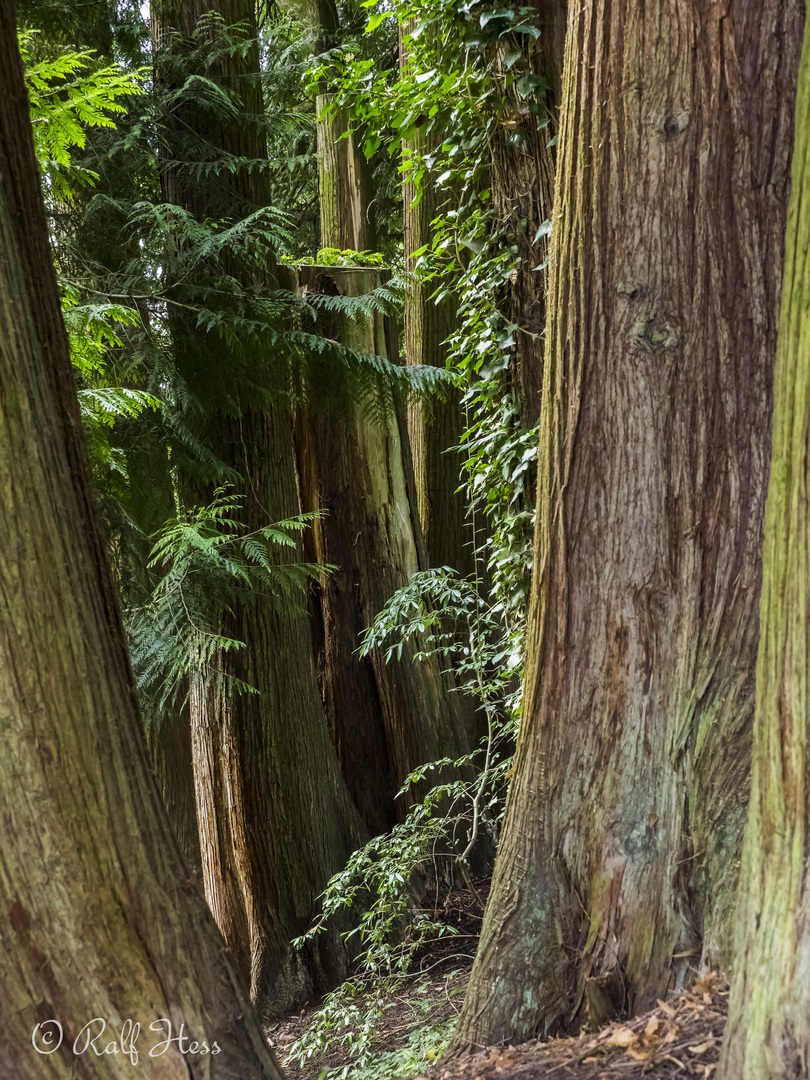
xmin=295 ymin=260 xmax=477 ymax=831
xmin=718 ymin=21 xmax=810 ymax=1077
xmin=400 ymin=19 xmax=472 ymax=575
xmin=451 ymin=0 xmax=803 ymax=1048
xmin=0 ymin=12 xmax=284 ymax=1075
xmin=149 ymin=0 xmax=368 ymax=1016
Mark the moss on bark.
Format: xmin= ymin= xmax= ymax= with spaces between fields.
xmin=718 ymin=21 xmax=810 ymax=1079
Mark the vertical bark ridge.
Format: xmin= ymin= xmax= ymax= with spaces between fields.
xmin=450 ymin=0 xmax=802 ymax=1049
xmin=146 ymin=700 xmax=202 ymax=877
xmin=295 ymin=267 xmax=477 ymax=828
xmin=318 ymin=94 xmax=377 ymax=252
xmin=719 ymin=21 xmax=810 ymax=1077
xmin=401 ymin=20 xmax=473 ymax=575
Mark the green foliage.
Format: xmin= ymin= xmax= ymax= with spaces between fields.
xmin=348 ymin=1017 xmax=457 ymax=1080
xmin=289 ymin=796 xmax=465 ymax=1076
xmin=129 ymin=487 xmax=330 ymax=724
xmin=311 ymin=0 xmax=542 ymax=629
xmin=289 ymin=992 xmax=457 ymax=1080
xmin=19 ymin=31 xmax=157 ymax=492
xmin=60 ymin=291 xmax=160 ymax=490
xmin=311 ymin=0 xmax=549 ymax=171
xmin=314 ymin=247 xmax=386 ymax=267
xmin=19 ymin=7 xmax=449 ymax=747
xmin=19 ymin=28 xmax=144 ymax=200
xmin=286 ymin=3 xmax=550 ymax=1068
xmin=360 ymin=567 xmax=519 ymax=857
xmin=290 ymin=568 xmax=517 ymax=1074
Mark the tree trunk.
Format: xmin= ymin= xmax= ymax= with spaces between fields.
xmin=291 ymin=16 xmax=478 ymax=830
xmin=450 ymin=0 xmax=802 ymax=1049
xmin=0 ymin=14 xmax=283 ymax=1078
xmin=718 ymin=25 xmax=810 ymax=1080
xmin=146 ymin=701 xmax=202 ymax=877
xmin=318 ymin=95 xmax=376 ymax=252
xmin=401 ymin=23 xmax=472 ymax=575
xmin=295 ymin=266 xmax=476 ymax=830
xmin=289 ymin=0 xmax=377 ymax=252
xmin=490 ymin=0 xmax=565 ymax=427
xmin=151 ymin=0 xmax=368 ymax=1017
xmin=190 ymin=411 xmax=368 ymax=1016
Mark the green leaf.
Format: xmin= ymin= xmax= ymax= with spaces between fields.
xmin=532 ymin=219 xmax=552 ymax=244
xmin=365 ymin=11 xmax=389 ymax=32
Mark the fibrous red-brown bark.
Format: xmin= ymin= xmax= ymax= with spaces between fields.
xmin=295 ymin=266 xmax=476 ymax=830
xmin=0 ymin=11 xmax=283 ymax=1077
xmin=146 ymin=700 xmax=202 ymax=876
xmin=451 ymin=0 xmax=803 ymax=1048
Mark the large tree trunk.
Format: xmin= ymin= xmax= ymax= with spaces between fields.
xmin=317 ymin=98 xmax=376 ymax=252
xmin=289 ymin=12 xmax=478 ymax=831
xmin=718 ymin=26 xmax=810 ymax=1080
xmin=295 ymin=266 xmax=476 ymax=831
xmin=450 ymin=0 xmax=802 ymax=1049
xmin=188 ymin=412 xmax=367 ymax=1015
xmin=400 ymin=23 xmax=472 ymax=575
xmin=151 ymin=0 xmax=368 ymax=1018
xmin=0 ymin=13 xmax=282 ymax=1078
xmin=490 ymin=0 xmax=565 ymax=428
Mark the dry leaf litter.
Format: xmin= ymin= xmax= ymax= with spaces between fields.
xmin=409 ymin=972 xmax=727 ymax=1080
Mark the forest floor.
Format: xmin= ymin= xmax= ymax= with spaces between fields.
xmin=270 ymin=879 xmax=727 ymax=1080
xmin=271 ymin=879 xmax=485 ymax=1079
xmin=411 ymin=973 xmax=727 ymax=1080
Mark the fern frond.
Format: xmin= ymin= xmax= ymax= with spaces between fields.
xmin=129 ymin=487 xmax=332 ymax=727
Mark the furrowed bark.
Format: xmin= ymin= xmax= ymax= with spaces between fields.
xmin=291 ymin=15 xmax=479 ymax=830
xmin=295 ymin=266 xmax=476 ymax=830
xmin=317 ymin=97 xmax=376 ymax=252
xmin=187 ymin=411 xmax=367 ymax=1013
xmin=451 ymin=0 xmax=802 ymax=1048
xmin=285 ymin=0 xmax=377 ymax=252
xmin=718 ymin=23 xmax=810 ymax=1080
xmin=146 ymin=700 xmax=202 ymax=877
xmin=0 ymin=12 xmax=283 ymax=1077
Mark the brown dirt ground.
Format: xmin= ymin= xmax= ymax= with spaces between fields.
xmin=269 ymin=879 xmax=728 ymax=1080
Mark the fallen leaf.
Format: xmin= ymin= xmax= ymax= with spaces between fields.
xmin=644 ymin=1015 xmax=660 ymax=1036
xmin=689 ymin=1039 xmax=716 ymax=1054
xmin=657 ymin=999 xmax=676 ymax=1018
xmin=693 ymin=972 xmax=721 ymax=997
xmin=627 ymin=1047 xmax=652 ymax=1061
xmin=607 ymin=1028 xmax=636 ymax=1047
